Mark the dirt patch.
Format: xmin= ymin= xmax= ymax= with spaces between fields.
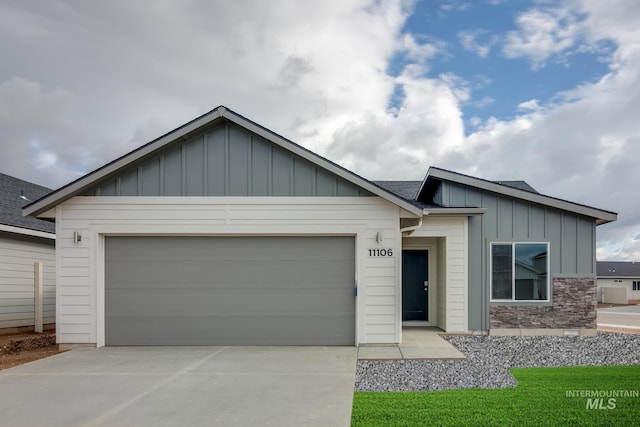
xmin=0 ymin=332 xmax=65 ymax=370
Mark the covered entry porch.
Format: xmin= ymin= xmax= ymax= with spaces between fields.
xmin=399 ymin=215 xmax=471 ymax=335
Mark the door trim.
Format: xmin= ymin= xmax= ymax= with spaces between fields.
xmin=401 ymin=241 xmax=437 ymax=328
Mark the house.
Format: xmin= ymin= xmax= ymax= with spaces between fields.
xmin=23 ymin=106 xmax=617 ymax=346
xmin=596 ymin=261 xmax=640 ymax=302
xmin=0 ymin=173 xmax=55 ymax=332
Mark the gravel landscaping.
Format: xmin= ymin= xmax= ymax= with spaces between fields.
xmin=355 ymin=332 xmax=640 ymax=391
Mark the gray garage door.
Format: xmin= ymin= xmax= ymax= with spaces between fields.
xmin=105 ymin=236 xmax=355 ymax=345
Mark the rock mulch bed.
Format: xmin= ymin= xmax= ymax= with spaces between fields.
xmin=356 ymin=332 xmax=640 ymax=391
xmin=0 ymin=332 xmax=62 ymax=370
xmin=0 ymin=332 xmax=56 ymax=355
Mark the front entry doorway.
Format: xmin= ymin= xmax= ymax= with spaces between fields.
xmin=402 ymin=250 xmax=429 ymax=321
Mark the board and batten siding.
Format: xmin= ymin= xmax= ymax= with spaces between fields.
xmin=55 ymin=196 xmax=402 ymax=346
xmin=405 ymin=216 xmax=469 ymax=333
xmin=0 ymin=235 xmax=55 ymax=328
xmin=84 ymin=123 xmax=373 ymax=199
xmin=438 ymin=181 xmax=597 ymax=331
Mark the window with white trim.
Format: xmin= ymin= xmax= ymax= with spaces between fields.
xmin=491 ymin=242 xmax=549 ymax=301
xmin=633 ymin=281 xmax=640 ymax=291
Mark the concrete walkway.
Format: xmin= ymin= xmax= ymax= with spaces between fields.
xmin=0 ymin=346 xmax=357 ymax=427
xmin=357 ymin=327 xmax=466 ymax=360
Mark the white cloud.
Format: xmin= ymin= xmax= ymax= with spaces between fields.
xmin=0 ymin=0 xmax=412 ymax=183
xmin=502 ymin=4 xmax=590 ymax=68
xmin=400 ymin=33 xmax=440 ymax=64
xmin=473 ymin=74 xmax=492 ymax=89
xmin=458 ymin=30 xmax=493 ymax=58
xmin=327 ymin=66 xmax=465 ymax=179
xmin=439 ymin=1 xmax=471 ymax=14
xmin=469 ymin=96 xmax=494 ymax=108
xmin=0 ymin=76 xmax=126 ymax=185
xmin=467 ymin=116 xmax=482 ymax=129
xmin=517 ymin=99 xmax=542 ymax=112
xmin=32 ymin=149 xmax=58 ymax=170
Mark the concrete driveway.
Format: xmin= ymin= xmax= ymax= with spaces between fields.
xmin=0 ymin=346 xmax=357 ymax=427
xmin=598 ymin=305 xmax=640 ymax=328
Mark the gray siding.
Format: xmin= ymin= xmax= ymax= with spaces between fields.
xmin=439 ymin=182 xmax=597 ymax=330
xmin=85 ymin=123 xmax=373 ymax=198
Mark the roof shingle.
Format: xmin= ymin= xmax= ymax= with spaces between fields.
xmin=597 ymin=261 xmax=640 ymax=277
xmin=0 ymin=173 xmax=54 ymax=234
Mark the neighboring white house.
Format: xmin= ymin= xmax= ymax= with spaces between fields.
xmin=597 ymin=261 xmax=640 ymax=302
xmin=0 ymin=173 xmax=55 ymax=332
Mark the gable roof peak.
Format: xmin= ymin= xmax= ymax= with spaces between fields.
xmin=23 ymin=106 xmax=422 ymax=218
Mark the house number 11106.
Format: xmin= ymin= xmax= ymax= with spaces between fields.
xmin=368 ymin=249 xmax=393 ymax=257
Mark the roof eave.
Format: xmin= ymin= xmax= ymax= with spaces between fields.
xmin=423 ymin=207 xmax=487 ymax=216
xmin=422 ymin=167 xmax=617 ymax=224
xmin=0 ymin=223 xmax=55 ymax=239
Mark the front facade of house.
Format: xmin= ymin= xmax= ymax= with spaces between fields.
xmin=24 ymin=107 xmax=616 ymax=346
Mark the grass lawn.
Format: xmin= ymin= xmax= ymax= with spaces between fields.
xmin=352 ymin=365 xmax=640 ymax=426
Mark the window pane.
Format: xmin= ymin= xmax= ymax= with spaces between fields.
xmin=492 ymin=244 xmax=512 ymax=299
xmin=514 ymin=243 xmax=548 ymax=300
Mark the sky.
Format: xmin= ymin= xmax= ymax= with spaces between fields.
xmin=0 ymin=0 xmax=638 ymax=261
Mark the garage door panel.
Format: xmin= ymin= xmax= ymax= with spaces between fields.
xmin=107 ymin=289 xmax=354 ymax=314
xmin=106 ymin=313 xmax=354 ymax=346
xmin=107 ymin=264 xmax=354 ymax=290
xmin=106 ymin=238 xmax=352 ymax=262
xmin=105 ymin=236 xmax=355 ymax=345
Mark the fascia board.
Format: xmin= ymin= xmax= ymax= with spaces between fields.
xmin=423 ymin=207 xmax=487 ymax=216
xmin=0 ymin=224 xmax=55 ymax=239
xmin=425 ymin=167 xmax=617 ymax=224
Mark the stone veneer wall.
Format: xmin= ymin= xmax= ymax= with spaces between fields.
xmin=490 ymin=277 xmax=597 ymax=329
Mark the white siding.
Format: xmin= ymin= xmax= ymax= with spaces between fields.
xmin=55 ymin=196 xmax=402 ymax=345
xmin=0 ymin=235 xmax=55 ymax=328
xmin=597 ymin=278 xmax=640 ymax=302
xmin=436 ymin=237 xmax=447 ymax=329
xmin=408 ymin=216 xmax=469 ymax=333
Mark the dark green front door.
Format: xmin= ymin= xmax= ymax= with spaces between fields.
xmin=402 ymin=250 xmax=428 ymax=321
